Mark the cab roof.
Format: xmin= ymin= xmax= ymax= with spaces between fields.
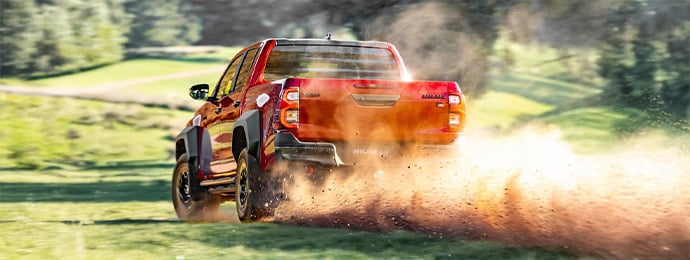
xmin=270 ymin=38 xmax=391 ymax=49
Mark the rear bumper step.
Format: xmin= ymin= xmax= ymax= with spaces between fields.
xmin=275 ymin=132 xmax=347 ymax=166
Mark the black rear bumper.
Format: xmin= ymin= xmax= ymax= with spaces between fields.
xmin=274 ymin=132 xmax=464 ymax=167
xmin=274 ymin=132 xmax=346 ymax=166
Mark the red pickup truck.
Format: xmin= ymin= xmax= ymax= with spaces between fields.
xmin=172 ymin=38 xmax=466 ymax=222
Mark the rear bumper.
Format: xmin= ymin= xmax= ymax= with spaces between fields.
xmin=274 ymin=132 xmax=346 ymax=166
xmin=274 ymin=132 xmax=466 ymax=167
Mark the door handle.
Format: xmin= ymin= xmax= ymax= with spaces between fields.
xmin=233 ymin=101 xmax=241 ymax=108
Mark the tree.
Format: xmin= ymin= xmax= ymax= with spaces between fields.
xmin=1 ymin=0 xmax=129 ymax=77
xmin=597 ymin=36 xmax=631 ymax=103
xmin=124 ymin=0 xmax=200 ymax=48
xmin=184 ymin=0 xmax=517 ymax=96
xmin=32 ymin=4 xmax=76 ymax=73
xmin=628 ymin=29 xmax=658 ymax=107
xmin=596 ymin=0 xmax=689 ymax=120
xmin=660 ymin=22 xmax=690 ymax=119
xmin=0 ymin=0 xmax=40 ymax=76
xmin=360 ymin=0 xmax=516 ymax=97
xmin=70 ymin=0 xmax=127 ymax=66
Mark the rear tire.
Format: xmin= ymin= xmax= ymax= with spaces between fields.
xmin=172 ymin=153 xmax=221 ymax=222
xmin=236 ymin=148 xmax=272 ymax=222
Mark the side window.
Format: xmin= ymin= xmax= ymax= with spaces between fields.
xmin=232 ymin=49 xmax=259 ymax=93
xmin=216 ymin=56 xmax=242 ymax=98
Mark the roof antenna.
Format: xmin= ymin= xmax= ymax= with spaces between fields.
xmin=325 ymin=32 xmax=332 ymax=40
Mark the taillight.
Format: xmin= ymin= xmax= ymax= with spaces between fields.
xmin=285 ymin=109 xmax=299 ymax=124
xmin=449 ymin=95 xmax=461 ymax=105
xmin=279 ymin=87 xmax=299 ymax=129
xmin=449 ymin=113 xmax=461 ymax=126
xmin=448 ymin=93 xmax=466 ymax=131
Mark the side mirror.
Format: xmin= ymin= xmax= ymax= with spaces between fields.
xmin=189 ymin=84 xmax=209 ymax=100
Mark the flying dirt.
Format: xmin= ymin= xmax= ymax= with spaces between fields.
xmin=270 ymin=127 xmax=690 ymax=259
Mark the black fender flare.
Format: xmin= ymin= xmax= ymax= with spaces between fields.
xmin=232 ymin=110 xmax=262 ymax=161
xmin=175 ymin=126 xmax=212 ymax=201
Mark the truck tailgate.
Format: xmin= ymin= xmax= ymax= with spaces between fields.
xmin=289 ymin=78 xmax=459 ymax=144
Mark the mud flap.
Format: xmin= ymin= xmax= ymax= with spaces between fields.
xmin=176 ymin=126 xmax=212 ymax=201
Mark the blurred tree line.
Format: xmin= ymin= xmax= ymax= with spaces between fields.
xmin=595 ymin=0 xmax=689 ymax=120
xmin=1 ymin=0 xmax=687 ymax=119
xmin=0 ymin=0 xmax=199 ymax=78
xmin=503 ymin=0 xmax=689 ymax=120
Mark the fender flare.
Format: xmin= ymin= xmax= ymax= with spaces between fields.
xmin=232 ymin=110 xmax=262 ymax=161
xmin=175 ymin=126 xmax=212 ymax=201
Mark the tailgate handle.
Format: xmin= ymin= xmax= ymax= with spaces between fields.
xmin=351 ymin=94 xmax=400 ymax=107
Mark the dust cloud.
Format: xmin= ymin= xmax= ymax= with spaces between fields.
xmin=258 ymin=2 xmax=690 ymax=258
xmin=271 ymin=128 xmax=690 ymax=259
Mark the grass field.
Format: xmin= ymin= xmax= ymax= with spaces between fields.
xmin=0 ymin=47 xmax=238 ymax=89
xmin=0 ymin=93 xmax=576 ymax=259
xmin=467 ymin=91 xmax=554 ymax=130
xmin=471 ymin=41 xmax=603 ymax=135
xmin=124 ymin=72 xmax=220 ymax=102
xmin=470 ymin=42 xmax=687 ymax=154
xmin=0 ymin=162 xmax=575 ymax=259
xmin=0 ymin=93 xmax=189 ymax=169
xmin=470 ymin=73 xmax=657 ymax=153
xmin=1 ymin=43 xmax=685 ymax=259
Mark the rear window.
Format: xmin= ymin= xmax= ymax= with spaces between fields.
xmin=264 ymin=45 xmax=400 ymax=81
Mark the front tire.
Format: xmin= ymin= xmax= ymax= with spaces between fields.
xmin=236 ymin=148 xmax=272 ymax=222
xmin=172 ymin=153 xmax=220 ymax=222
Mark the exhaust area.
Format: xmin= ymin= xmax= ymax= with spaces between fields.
xmin=270 ymin=128 xmax=690 ymax=259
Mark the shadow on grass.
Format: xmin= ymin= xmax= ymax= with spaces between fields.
xmin=191 ymin=223 xmax=574 ymax=259
xmin=21 ymin=63 xmax=112 ymax=80
xmin=0 ymin=219 xmax=182 ymax=225
xmin=61 ymin=219 xmax=573 ymax=259
xmin=60 ymin=218 xmax=181 ymax=225
xmin=0 ymin=180 xmax=169 ymax=203
xmin=0 ymin=159 xmax=174 ymax=172
xmin=80 ymin=162 xmax=175 ymax=171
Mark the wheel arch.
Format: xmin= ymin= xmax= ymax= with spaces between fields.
xmin=175 ymin=126 xmax=200 ymax=161
xmin=175 ymin=126 xmax=211 ymax=201
xmin=175 ymin=139 xmax=186 ymax=160
xmin=233 ymin=110 xmax=262 ymax=161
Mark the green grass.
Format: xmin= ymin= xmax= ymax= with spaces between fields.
xmin=0 ymin=93 xmax=189 ymax=169
xmin=468 ymin=73 xmax=628 ymax=153
xmin=467 ymin=91 xmax=554 ymax=130
xmin=494 ymin=40 xmax=602 ymax=86
xmin=125 ymin=72 xmax=220 ymax=100
xmin=0 ymin=94 xmax=577 ymax=259
xmin=0 ymin=59 xmax=218 ymax=88
xmin=0 ymin=162 xmax=577 ymax=259
xmin=0 ymin=47 xmax=239 ymax=89
xmin=542 ymin=106 xmax=690 ymax=153
xmin=490 ymin=72 xmax=600 ymax=106
xmin=0 ymin=210 xmax=574 ymax=259
xmin=540 ymin=107 xmax=635 ymax=153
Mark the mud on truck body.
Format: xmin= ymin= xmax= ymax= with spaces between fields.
xmin=172 ymin=38 xmax=467 ymax=222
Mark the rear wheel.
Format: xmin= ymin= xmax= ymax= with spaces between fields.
xmin=172 ymin=153 xmax=220 ymax=222
xmin=236 ymin=148 xmax=272 ymax=222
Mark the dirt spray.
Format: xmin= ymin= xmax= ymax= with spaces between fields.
xmin=271 ymin=128 xmax=690 ymax=259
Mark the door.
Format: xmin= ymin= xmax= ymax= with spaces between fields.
xmin=205 ymin=48 xmax=259 ymax=178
